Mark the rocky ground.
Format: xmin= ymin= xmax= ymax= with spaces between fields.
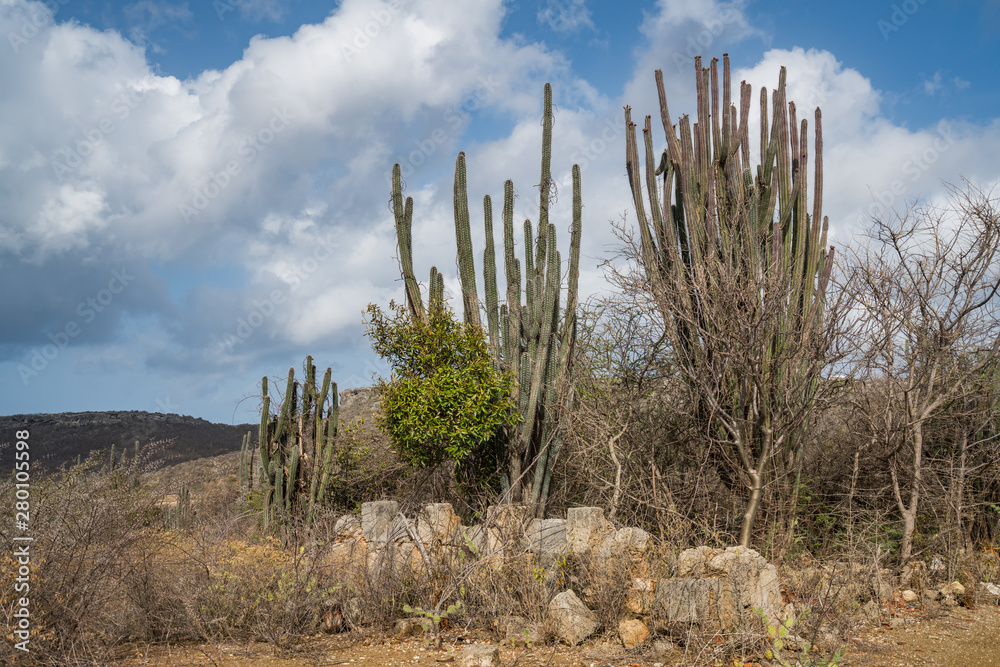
xmin=105 ymin=597 xmax=1000 ymax=667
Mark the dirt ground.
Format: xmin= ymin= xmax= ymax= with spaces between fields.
xmin=848 ymin=601 xmax=1000 ymax=667
xmin=109 ymin=601 xmax=1000 ymax=667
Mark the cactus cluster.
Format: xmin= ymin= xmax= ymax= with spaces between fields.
xmin=390 ymin=83 xmax=582 ymax=512
xmin=256 ymin=356 xmax=339 ymax=529
xmin=625 ymin=55 xmax=832 ymax=345
xmin=624 ymin=55 xmax=833 ymax=546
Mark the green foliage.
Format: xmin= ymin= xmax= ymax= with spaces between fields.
xmin=366 ymin=301 xmax=519 ymax=468
xmin=402 ymin=600 xmax=464 ymax=647
xmin=754 ymin=608 xmax=846 ymax=667
xmin=388 ymin=83 xmax=583 ymax=512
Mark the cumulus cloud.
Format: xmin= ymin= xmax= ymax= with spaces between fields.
xmin=2 ymin=0 xmax=999 ymax=421
xmin=0 ymin=0 xmax=582 ymax=412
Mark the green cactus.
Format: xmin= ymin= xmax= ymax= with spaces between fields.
xmin=239 ymin=431 xmax=253 ymax=492
xmin=388 ymin=83 xmax=582 ymax=514
xmin=256 ymin=356 xmax=340 ymax=529
xmin=624 ymin=56 xmax=833 ymax=547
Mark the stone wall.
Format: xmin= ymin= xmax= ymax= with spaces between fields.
xmin=329 ymin=501 xmax=781 ymax=645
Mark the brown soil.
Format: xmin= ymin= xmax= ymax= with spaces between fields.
xmin=110 ymin=633 xmax=596 ymax=667
xmin=108 ymin=602 xmax=1000 ymax=667
xmin=848 ymin=602 xmax=1000 ymax=667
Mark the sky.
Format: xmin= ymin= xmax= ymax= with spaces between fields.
xmin=1 ymin=0 xmax=998 ymax=426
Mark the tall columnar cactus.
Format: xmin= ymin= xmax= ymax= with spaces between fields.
xmin=624 ymin=55 xmax=834 ymax=548
xmin=390 ymin=83 xmax=582 ymax=514
xmin=256 ymin=356 xmax=339 ymax=530
xmin=238 ymin=430 xmax=253 ymax=492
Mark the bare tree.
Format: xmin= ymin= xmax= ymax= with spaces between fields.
xmin=843 ymin=181 xmax=1000 ymax=567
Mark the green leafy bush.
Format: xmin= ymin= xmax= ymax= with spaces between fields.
xmin=365 ymin=301 xmax=519 ymax=468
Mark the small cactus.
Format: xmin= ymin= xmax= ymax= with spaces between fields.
xmin=257 ymin=356 xmax=339 ymax=529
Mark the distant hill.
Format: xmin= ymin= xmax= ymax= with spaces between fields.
xmin=0 ymin=411 xmax=256 ymax=470
xmin=0 ymin=388 xmax=380 ymax=471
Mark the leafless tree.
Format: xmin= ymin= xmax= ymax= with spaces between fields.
xmin=842 ymin=181 xmax=1000 ymax=568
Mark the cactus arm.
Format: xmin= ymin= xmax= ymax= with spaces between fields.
xmin=393 ymin=163 xmax=425 ymax=322
xmin=454 ymin=152 xmax=481 ymax=328
xmin=483 ymin=194 xmax=500 ymax=357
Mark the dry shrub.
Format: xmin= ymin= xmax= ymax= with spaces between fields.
xmin=186 ymin=534 xmax=341 ymax=647
xmin=0 ymin=448 xmax=180 ymax=665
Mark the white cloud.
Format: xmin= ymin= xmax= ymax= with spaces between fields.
xmin=3 ymin=0 xmax=1000 ymax=419
xmin=538 ymin=0 xmax=596 ymax=33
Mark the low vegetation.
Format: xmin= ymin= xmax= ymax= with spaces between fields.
xmin=4 ymin=57 xmax=1000 ymax=666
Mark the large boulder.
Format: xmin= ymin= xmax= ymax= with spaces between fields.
xmin=548 ymin=589 xmax=598 ymax=646
xmin=618 ymin=618 xmax=650 ymax=649
xmin=653 ymin=546 xmax=781 ymax=629
xmin=567 ymin=507 xmax=615 ymax=555
xmin=526 ymin=518 xmax=568 ymax=561
xmin=361 ymin=500 xmax=399 ymax=545
xmin=416 ymin=503 xmax=462 ymax=546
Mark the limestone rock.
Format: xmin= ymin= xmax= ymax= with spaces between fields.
xmin=333 ymin=514 xmax=361 ymax=539
xmin=484 ymin=504 xmax=532 ymax=551
xmin=977 ymin=581 xmax=1000 ymax=602
xmin=940 ymin=581 xmax=965 ymax=597
xmin=416 ymin=503 xmax=461 ymax=546
xmin=625 ymin=578 xmax=657 ymax=615
xmin=653 ymin=546 xmax=780 ymax=629
xmin=458 ymin=644 xmax=500 ymax=667
xmin=615 ymin=526 xmax=651 ymax=553
xmin=361 ymin=500 xmax=399 ymax=545
xmin=654 ymin=576 xmax=724 ymax=625
xmin=567 ymin=507 xmax=615 ymax=555
xmin=901 ymin=589 xmax=918 ymax=603
xmin=497 ymin=615 xmax=544 ymax=647
xmin=548 ymin=589 xmax=598 ymax=646
xmin=526 ymin=518 xmax=568 ymax=560
xmin=618 ymin=618 xmax=650 ymax=649
xmin=596 ymin=526 xmax=652 ymax=562
xmin=394 ymin=617 xmax=432 ymax=638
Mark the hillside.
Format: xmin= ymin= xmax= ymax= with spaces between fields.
xmin=0 ymin=387 xmax=379 ymax=471
xmin=0 ymin=410 xmax=256 ymax=469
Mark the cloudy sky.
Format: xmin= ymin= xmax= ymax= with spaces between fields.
xmin=2 ymin=0 xmax=998 ymax=426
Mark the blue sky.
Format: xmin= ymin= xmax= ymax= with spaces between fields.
xmin=1 ymin=0 xmax=998 ymax=426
